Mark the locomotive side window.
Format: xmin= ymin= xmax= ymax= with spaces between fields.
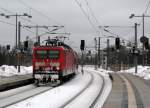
xmin=36 ymin=50 xmax=47 ymax=59
xmin=48 ymin=50 xmax=59 ymax=59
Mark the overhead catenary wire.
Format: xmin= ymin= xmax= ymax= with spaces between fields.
xmin=84 ymin=0 xmax=102 ymax=26
xmin=0 ymin=5 xmax=60 ymax=39
xmin=100 ymin=26 xmax=134 ymax=28
xmin=0 ymin=4 xmax=36 ymax=25
xmin=74 ymin=0 xmax=100 ymax=34
xmin=120 ymin=29 xmax=134 ymax=37
xmin=85 ymin=0 xmax=134 ymax=38
xmin=144 ymin=0 xmax=150 ymax=14
xmin=84 ymin=0 xmax=105 ymax=35
xmin=84 ymin=0 xmax=130 ymax=37
xmin=22 ymin=26 xmax=36 ymax=34
xmin=75 ymin=0 xmax=134 ymax=48
xmin=0 ymin=19 xmax=15 ymax=26
xmin=0 ymin=5 xmax=36 ymax=34
xmin=137 ymin=0 xmax=150 ymax=26
xmin=17 ymin=0 xmax=68 ymax=36
xmin=131 ymin=0 xmax=150 ymax=44
xmin=0 ymin=6 xmax=13 ymax=14
xmin=102 ymin=26 xmax=135 ymax=39
xmin=18 ymin=0 xmax=63 ymax=26
xmin=104 ymin=29 xmax=133 ymax=43
xmin=0 ymin=18 xmax=35 ymax=34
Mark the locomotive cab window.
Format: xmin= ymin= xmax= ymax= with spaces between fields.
xmin=36 ymin=50 xmax=47 ymax=59
xmin=48 ymin=50 xmax=59 ymax=59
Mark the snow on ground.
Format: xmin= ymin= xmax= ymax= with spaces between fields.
xmin=83 ymin=66 xmax=112 ymax=108
xmin=119 ymin=65 xmax=150 ymax=80
xmin=0 ymin=65 xmax=32 ymax=77
xmin=7 ymin=66 xmax=112 ymax=108
xmin=64 ymin=70 xmax=103 ymax=108
xmin=7 ymin=71 xmax=92 ymax=108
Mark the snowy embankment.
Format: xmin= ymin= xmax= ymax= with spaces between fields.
xmin=119 ymin=65 xmax=150 ymax=80
xmin=0 ymin=65 xmax=32 ymax=77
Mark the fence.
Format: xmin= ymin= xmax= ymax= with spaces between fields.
xmin=0 ymin=52 xmax=32 ymax=66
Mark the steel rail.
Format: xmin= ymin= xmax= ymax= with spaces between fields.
xmin=89 ymin=72 xmax=105 ymax=108
xmin=1 ymin=86 xmax=53 ymax=108
xmin=60 ymin=72 xmax=94 ymax=108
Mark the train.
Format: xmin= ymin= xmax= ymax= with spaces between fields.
xmin=32 ymin=39 xmax=78 ymax=86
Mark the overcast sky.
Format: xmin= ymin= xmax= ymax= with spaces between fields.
xmin=0 ymin=0 xmax=150 ymax=51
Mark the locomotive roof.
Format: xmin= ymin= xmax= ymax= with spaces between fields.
xmin=34 ymin=39 xmax=73 ymax=50
xmin=34 ymin=45 xmax=71 ymax=49
xmin=34 ymin=42 xmax=73 ymax=50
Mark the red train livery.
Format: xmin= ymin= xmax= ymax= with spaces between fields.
xmin=32 ymin=39 xmax=78 ymax=85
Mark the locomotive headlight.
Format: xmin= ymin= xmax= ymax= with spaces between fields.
xmin=56 ymin=66 xmax=60 ymax=70
xmin=50 ymin=62 xmax=60 ymax=67
xmin=35 ymin=62 xmax=45 ymax=67
xmin=52 ymin=66 xmax=59 ymax=71
xmin=55 ymin=62 xmax=60 ymax=67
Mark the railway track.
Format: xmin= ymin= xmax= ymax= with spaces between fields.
xmin=0 ymin=69 xmax=111 ymax=108
xmin=60 ymin=72 xmax=94 ymax=108
xmin=90 ymin=72 xmax=105 ymax=108
xmin=61 ymin=70 xmax=106 ymax=108
xmin=1 ymin=72 xmax=92 ymax=108
xmin=0 ymin=85 xmax=53 ymax=108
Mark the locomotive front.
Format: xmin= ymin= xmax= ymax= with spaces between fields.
xmin=32 ymin=46 xmax=64 ymax=85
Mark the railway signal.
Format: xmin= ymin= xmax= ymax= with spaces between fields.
xmin=6 ymin=45 xmax=10 ymax=50
xmin=24 ymin=41 xmax=28 ymax=50
xmin=144 ymin=38 xmax=149 ymax=50
xmin=115 ymin=37 xmax=120 ymax=50
xmin=80 ymin=40 xmax=85 ymax=74
xmin=80 ymin=40 xmax=85 ymax=50
xmin=140 ymin=36 xmax=148 ymax=43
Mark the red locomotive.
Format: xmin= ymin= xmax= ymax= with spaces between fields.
xmin=32 ymin=39 xmax=78 ymax=85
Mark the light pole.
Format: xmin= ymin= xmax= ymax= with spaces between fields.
xmin=134 ymin=23 xmax=138 ymax=73
xmin=129 ymin=14 xmax=150 ymax=38
xmin=94 ymin=38 xmax=97 ymax=69
xmin=0 ymin=13 xmax=31 ymax=71
xmin=0 ymin=13 xmax=32 ymax=49
xmin=129 ymin=14 xmax=150 ymax=65
xmin=95 ymin=35 xmax=115 ymax=69
xmin=106 ymin=39 xmax=110 ymax=70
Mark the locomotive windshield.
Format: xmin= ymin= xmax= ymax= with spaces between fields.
xmin=48 ymin=50 xmax=59 ymax=59
xmin=36 ymin=50 xmax=47 ymax=59
xmin=35 ymin=50 xmax=59 ymax=59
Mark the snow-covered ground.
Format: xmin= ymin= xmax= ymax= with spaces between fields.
xmin=0 ymin=65 xmax=32 ymax=77
xmin=6 ymin=66 xmax=112 ymax=108
xmin=2 ymin=64 xmax=150 ymax=107
xmin=119 ymin=65 xmax=150 ymax=80
xmin=7 ymin=71 xmax=91 ymax=108
xmin=84 ymin=67 xmax=112 ymax=108
xmin=1 ymin=65 xmax=149 ymax=80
